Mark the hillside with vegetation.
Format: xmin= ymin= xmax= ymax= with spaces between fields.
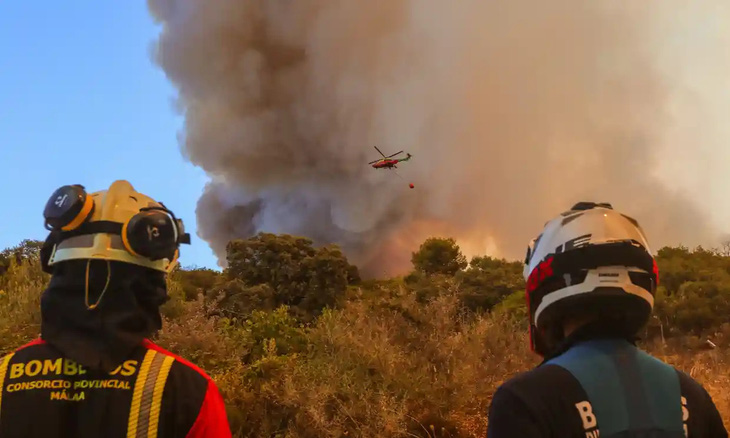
xmin=1 ymin=235 xmax=729 ymax=437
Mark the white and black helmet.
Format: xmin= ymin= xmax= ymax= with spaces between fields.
xmin=523 ymin=202 xmax=659 ymax=356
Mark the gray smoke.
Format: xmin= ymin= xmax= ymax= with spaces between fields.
xmin=148 ymin=0 xmax=728 ymax=276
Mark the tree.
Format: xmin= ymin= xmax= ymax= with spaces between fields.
xmin=215 ymin=280 xmax=277 ymax=318
xmin=714 ymin=237 xmax=730 ymax=257
xmin=652 ymin=245 xmax=730 ymax=336
xmin=223 ymin=233 xmax=358 ymax=320
xmin=662 ymin=280 xmax=730 ymax=334
xmin=456 ymin=256 xmax=525 ymax=312
xmin=411 ymin=237 xmax=467 ymax=276
xmin=172 ymin=267 xmax=222 ymax=300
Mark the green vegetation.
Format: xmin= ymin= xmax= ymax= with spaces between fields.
xmin=1 ymin=234 xmax=729 ymax=437
xmin=411 ymin=237 xmax=467 ymax=276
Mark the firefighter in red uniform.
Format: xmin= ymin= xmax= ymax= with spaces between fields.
xmin=0 ymin=180 xmax=231 ymax=437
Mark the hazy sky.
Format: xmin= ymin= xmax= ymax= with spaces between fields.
xmin=0 ymin=1 xmax=218 ymax=269
xmin=148 ymin=0 xmax=730 ymax=276
xmin=2 ymin=2 xmax=729 ymax=276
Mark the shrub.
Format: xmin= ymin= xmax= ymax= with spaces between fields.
xmin=456 ymin=256 xmax=524 ymax=313
xmin=411 ymin=237 xmax=468 ymax=276
xmin=222 ymin=233 xmax=356 ymax=320
xmin=1 ymin=238 xmax=730 ymax=436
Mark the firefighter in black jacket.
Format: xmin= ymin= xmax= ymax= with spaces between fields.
xmin=0 ymin=180 xmax=231 ymax=437
xmin=487 ymin=202 xmax=727 ymax=438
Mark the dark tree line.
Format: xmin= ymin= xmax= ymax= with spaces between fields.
xmin=3 ymin=234 xmax=729 ymax=338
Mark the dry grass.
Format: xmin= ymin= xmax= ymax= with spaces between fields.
xmin=0 ymin=259 xmax=45 ymax=354
xmin=0 ymin=261 xmax=727 ymax=437
xmin=669 ymin=351 xmax=730 ymax=431
xmin=644 ymin=333 xmax=730 ymax=432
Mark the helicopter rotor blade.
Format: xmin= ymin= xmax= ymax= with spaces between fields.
xmin=374 ymin=146 xmax=387 ymax=158
xmin=385 ymin=150 xmax=403 ymax=158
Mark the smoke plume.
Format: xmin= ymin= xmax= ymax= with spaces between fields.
xmin=148 ymin=0 xmax=730 ymax=276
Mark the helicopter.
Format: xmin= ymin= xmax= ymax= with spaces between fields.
xmin=368 ymin=146 xmax=412 ymax=169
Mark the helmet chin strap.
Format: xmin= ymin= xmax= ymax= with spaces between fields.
xmin=84 ymin=259 xmax=111 ymax=310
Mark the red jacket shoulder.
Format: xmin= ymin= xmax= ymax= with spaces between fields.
xmin=141 ymin=339 xmax=213 ymax=381
xmin=141 ymin=341 xmax=231 ymax=438
xmin=10 ymin=337 xmax=45 ymax=354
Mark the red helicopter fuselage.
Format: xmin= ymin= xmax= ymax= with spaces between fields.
xmin=371 ymin=159 xmax=400 ymax=169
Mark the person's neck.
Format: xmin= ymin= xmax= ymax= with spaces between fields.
xmin=563 ymin=315 xmax=596 ymax=338
xmin=542 ymin=318 xmax=637 ymax=363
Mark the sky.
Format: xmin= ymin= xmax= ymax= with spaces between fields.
xmin=2 ymin=2 xmax=730 ymax=276
xmin=143 ymin=0 xmax=730 ymax=276
xmin=0 ymin=1 xmax=218 ymax=269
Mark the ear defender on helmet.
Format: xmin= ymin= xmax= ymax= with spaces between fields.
xmin=43 ymin=185 xmax=95 ymax=231
xmin=121 ymin=206 xmax=190 ymax=261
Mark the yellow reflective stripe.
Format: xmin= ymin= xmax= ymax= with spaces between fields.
xmin=127 ymin=349 xmax=157 ymax=438
xmin=127 ymin=350 xmax=175 ymax=438
xmin=0 ymin=353 xmax=15 ymax=414
xmin=136 ymin=352 xmax=165 ymax=437
xmin=147 ymin=355 xmax=175 ymax=438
